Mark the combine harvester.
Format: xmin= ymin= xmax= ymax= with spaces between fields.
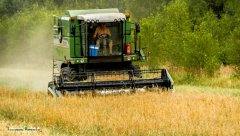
xmin=48 ymin=8 xmax=174 ymax=96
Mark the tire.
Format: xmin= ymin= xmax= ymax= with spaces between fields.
xmin=61 ymin=67 xmax=78 ymax=82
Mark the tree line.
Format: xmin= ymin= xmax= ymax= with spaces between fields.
xmin=0 ymin=0 xmax=239 ymax=76
xmin=140 ymin=0 xmax=240 ymax=76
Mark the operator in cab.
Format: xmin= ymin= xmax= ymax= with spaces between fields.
xmin=93 ymin=23 xmax=113 ymax=55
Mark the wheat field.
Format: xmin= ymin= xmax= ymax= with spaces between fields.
xmin=0 ymin=86 xmax=240 ymax=136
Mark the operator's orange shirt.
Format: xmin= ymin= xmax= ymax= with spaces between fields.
xmin=93 ymin=26 xmax=111 ymax=39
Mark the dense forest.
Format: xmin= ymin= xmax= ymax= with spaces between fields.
xmin=0 ymin=0 xmax=239 ymax=76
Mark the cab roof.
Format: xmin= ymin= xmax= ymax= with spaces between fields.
xmin=65 ymin=8 xmax=125 ymax=23
xmin=65 ymin=8 xmax=120 ymax=16
xmin=77 ymin=13 xmax=126 ymax=23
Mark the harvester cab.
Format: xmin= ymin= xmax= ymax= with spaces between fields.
xmin=48 ymin=8 xmax=174 ymax=96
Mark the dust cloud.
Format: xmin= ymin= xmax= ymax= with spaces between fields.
xmin=0 ymin=23 xmax=53 ymax=91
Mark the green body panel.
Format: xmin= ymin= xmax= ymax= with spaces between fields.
xmin=70 ymin=36 xmax=81 ymax=58
xmin=70 ymin=58 xmax=88 ymax=64
xmin=53 ymin=43 xmax=87 ymax=64
xmin=53 ymin=17 xmax=72 ymax=60
xmin=123 ymin=54 xmax=139 ymax=61
xmin=53 ymin=45 xmax=70 ymax=60
xmin=80 ymin=22 xmax=87 ymax=57
xmin=61 ymin=17 xmax=71 ymax=36
xmin=122 ymin=21 xmax=132 ymax=54
xmin=73 ymin=19 xmax=81 ymax=57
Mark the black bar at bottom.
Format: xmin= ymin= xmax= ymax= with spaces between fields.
xmin=59 ymin=78 xmax=170 ymax=91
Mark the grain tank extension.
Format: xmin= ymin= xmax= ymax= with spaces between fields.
xmin=48 ymin=8 xmax=174 ymax=96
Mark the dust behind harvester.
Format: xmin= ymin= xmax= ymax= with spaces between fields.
xmin=48 ymin=8 xmax=174 ymax=96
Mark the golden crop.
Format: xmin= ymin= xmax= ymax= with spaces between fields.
xmin=0 ymin=86 xmax=240 ymax=135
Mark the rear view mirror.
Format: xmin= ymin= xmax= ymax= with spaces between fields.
xmin=135 ymin=22 xmax=140 ymax=33
xmin=70 ymin=24 xmax=75 ymax=35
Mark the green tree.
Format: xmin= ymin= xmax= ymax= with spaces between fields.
xmin=140 ymin=0 xmax=192 ymax=68
xmin=226 ymin=26 xmax=240 ymax=74
xmin=185 ymin=0 xmax=208 ymax=25
xmin=183 ymin=12 xmax=221 ymax=75
xmin=162 ymin=0 xmax=192 ymax=66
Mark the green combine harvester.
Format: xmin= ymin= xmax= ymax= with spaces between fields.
xmin=48 ymin=8 xmax=174 ymax=96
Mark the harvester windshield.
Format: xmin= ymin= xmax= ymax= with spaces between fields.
xmin=78 ymin=13 xmax=126 ymax=56
xmin=88 ymin=22 xmax=123 ymax=56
